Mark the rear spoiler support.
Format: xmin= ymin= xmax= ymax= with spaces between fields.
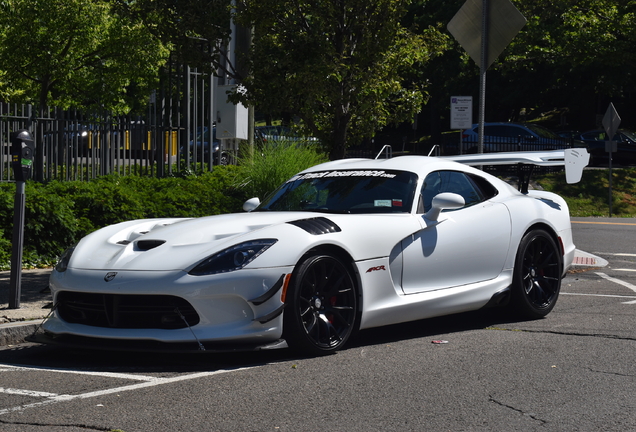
xmin=516 ymin=164 xmax=535 ymax=194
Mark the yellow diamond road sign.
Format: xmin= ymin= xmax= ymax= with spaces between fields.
xmin=447 ymin=0 xmax=527 ymax=69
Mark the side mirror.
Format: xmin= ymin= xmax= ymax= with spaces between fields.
xmin=243 ymin=197 xmax=261 ymax=212
xmin=425 ymin=193 xmax=465 ymax=221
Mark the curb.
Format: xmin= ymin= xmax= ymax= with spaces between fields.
xmin=571 ymin=249 xmax=609 ymax=268
xmin=0 ymin=320 xmax=44 ymax=347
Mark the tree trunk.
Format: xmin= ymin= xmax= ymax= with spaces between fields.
xmin=329 ymin=114 xmax=348 ymax=160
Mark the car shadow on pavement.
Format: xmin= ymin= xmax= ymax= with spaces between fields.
xmin=0 ymin=306 xmax=535 ymax=372
xmin=349 ymin=307 xmax=527 ymax=350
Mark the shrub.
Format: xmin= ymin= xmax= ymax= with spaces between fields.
xmin=236 ymin=139 xmax=329 ymax=200
xmin=0 ymin=165 xmax=250 ymax=270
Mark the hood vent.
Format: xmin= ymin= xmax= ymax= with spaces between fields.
xmin=136 ymin=239 xmax=166 ymax=251
xmin=288 ymin=217 xmax=341 ymax=235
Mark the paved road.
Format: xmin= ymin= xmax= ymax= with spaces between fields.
xmin=0 ymin=218 xmax=635 ymax=431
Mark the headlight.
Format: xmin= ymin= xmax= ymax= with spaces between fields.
xmin=55 ymin=246 xmax=76 ymax=272
xmin=189 ymin=239 xmax=277 ymax=276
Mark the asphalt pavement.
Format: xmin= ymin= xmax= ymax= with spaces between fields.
xmin=0 ymin=249 xmax=608 ymax=348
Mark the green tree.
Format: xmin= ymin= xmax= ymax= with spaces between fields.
xmin=500 ymin=0 xmax=636 ymax=128
xmin=112 ymin=0 xmax=234 ymax=77
xmin=235 ymin=0 xmax=446 ymax=160
xmin=407 ymin=0 xmax=636 ymax=133
xmin=0 ymin=0 xmax=168 ymax=113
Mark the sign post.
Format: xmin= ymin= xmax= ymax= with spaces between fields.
xmin=451 ymin=96 xmax=473 ymax=154
xmin=602 ymin=103 xmax=621 ymax=217
xmin=447 ymin=0 xmax=526 ymax=154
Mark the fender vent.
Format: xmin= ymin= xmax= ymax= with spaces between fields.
xmin=136 ymin=240 xmax=166 ymax=251
xmin=287 ymin=217 xmax=341 ymax=235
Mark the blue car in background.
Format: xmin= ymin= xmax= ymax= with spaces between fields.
xmin=460 ymin=122 xmax=571 ymax=153
xmin=578 ymin=129 xmax=636 ymax=166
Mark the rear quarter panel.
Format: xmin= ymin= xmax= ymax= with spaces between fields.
xmin=502 ymin=191 xmax=574 ymax=274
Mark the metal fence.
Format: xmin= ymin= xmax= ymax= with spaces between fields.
xmin=1 ymin=60 xmax=235 ymax=183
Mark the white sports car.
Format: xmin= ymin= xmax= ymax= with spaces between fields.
xmin=30 ymin=149 xmax=589 ymax=355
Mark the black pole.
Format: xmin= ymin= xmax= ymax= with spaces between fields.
xmin=9 ymin=180 xmax=26 ymax=309
xmin=9 ymin=129 xmax=35 ymax=309
xmin=609 ymin=146 xmax=613 ymax=217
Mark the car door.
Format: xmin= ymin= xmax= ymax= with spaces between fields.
xmin=400 ymin=170 xmax=512 ymax=294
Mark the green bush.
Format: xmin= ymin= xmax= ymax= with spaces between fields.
xmin=237 ymin=139 xmax=329 ymax=200
xmin=0 ymin=165 xmax=250 ymax=270
xmin=1 ymin=143 xmax=329 ymax=269
xmin=536 ymin=167 xmax=636 ymax=217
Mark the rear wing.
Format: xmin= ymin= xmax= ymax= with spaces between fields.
xmin=442 ymin=149 xmax=590 ymax=193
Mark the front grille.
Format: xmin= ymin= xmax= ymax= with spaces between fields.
xmin=56 ymin=292 xmax=200 ymax=329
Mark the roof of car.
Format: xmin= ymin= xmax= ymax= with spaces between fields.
xmin=300 ymin=155 xmax=461 ymax=175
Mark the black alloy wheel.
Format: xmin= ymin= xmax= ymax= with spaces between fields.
xmin=512 ymin=229 xmax=562 ymax=318
xmin=284 ymin=254 xmax=359 ymax=355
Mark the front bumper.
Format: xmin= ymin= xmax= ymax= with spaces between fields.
xmin=41 ymin=266 xmax=294 ymax=349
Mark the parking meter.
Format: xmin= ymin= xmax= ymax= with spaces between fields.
xmin=11 ymin=129 xmax=35 ymax=182
xmin=9 ymin=129 xmax=34 ymax=309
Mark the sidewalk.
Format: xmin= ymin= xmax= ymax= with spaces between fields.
xmin=0 ymin=250 xmax=609 ymax=347
xmin=0 ymin=269 xmax=51 ymax=346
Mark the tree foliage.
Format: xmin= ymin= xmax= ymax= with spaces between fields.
xmin=112 ymin=0 xmax=234 ymax=77
xmin=407 ymin=0 xmax=636 ymax=132
xmin=2 ymin=0 xmax=636 ymax=145
xmin=0 ymin=0 xmax=169 ymax=113
xmin=500 ymin=0 xmax=636 ymax=126
xmin=235 ymin=0 xmax=447 ymax=159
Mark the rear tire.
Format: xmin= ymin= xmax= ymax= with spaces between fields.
xmin=511 ymin=229 xmax=562 ymax=319
xmin=283 ymin=254 xmax=359 ymax=355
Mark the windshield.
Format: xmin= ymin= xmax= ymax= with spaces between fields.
xmin=620 ymin=130 xmax=636 ymax=142
xmin=256 ymin=169 xmax=418 ymax=214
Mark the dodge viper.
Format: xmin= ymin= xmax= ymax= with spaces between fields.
xmin=29 ymin=149 xmax=590 ymax=354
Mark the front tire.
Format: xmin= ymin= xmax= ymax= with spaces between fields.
xmin=284 ymin=254 xmax=359 ymax=355
xmin=511 ymin=229 xmax=562 ymax=318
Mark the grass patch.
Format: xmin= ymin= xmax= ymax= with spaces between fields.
xmin=534 ymin=168 xmax=636 ymax=217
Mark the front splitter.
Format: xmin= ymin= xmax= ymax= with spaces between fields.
xmin=26 ymin=332 xmax=288 ymax=353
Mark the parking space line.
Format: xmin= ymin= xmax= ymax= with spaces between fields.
xmin=0 ymin=366 xmax=255 ymax=416
xmin=561 ymin=292 xmax=636 ymax=304
xmin=0 ymin=388 xmax=58 ymax=398
xmin=0 ymin=364 xmax=159 ymax=381
xmin=561 ymin=293 xmax=636 ymax=300
xmin=595 ymin=272 xmax=636 ymax=293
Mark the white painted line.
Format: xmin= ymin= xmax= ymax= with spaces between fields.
xmin=624 ymin=300 xmax=636 ymax=305
xmin=0 ymin=363 xmax=158 ymax=381
xmin=614 ymin=268 xmax=636 ymax=272
xmin=561 ymin=292 xmax=636 ymax=300
xmin=0 ymin=388 xmax=58 ymax=398
xmin=0 ymin=367 xmax=254 ymax=416
xmin=595 ymin=272 xmax=636 ymax=294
